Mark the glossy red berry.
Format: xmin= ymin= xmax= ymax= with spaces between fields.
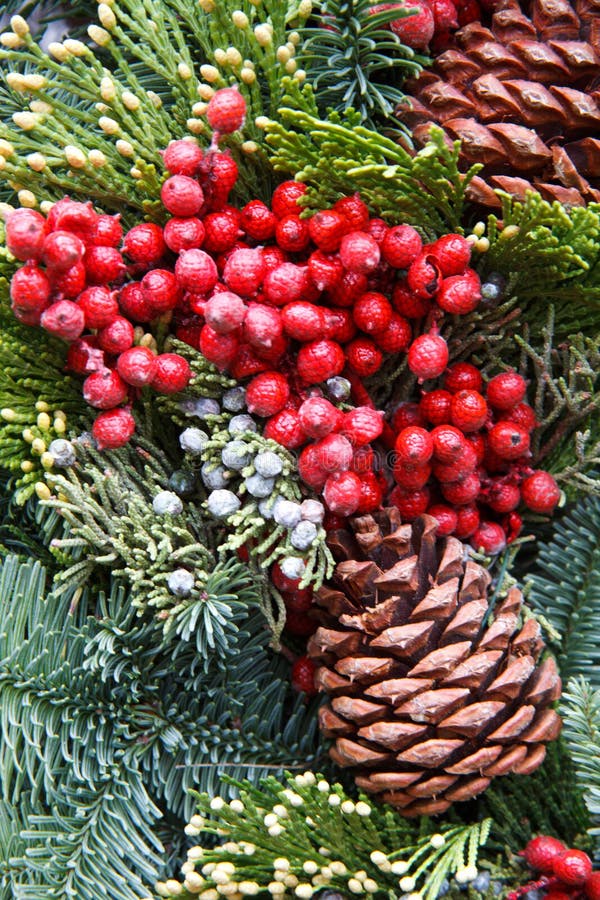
xmin=431 ymin=424 xmax=466 ymax=462
xmin=431 ymin=0 xmax=459 ymax=31
xmin=119 ymin=282 xmax=154 ymax=323
xmin=240 ymin=199 xmax=277 ymax=240
xmin=92 ymin=407 xmax=136 ymax=450
xmin=297 ymin=339 xmax=345 ymax=384
xmin=444 ymin=362 xmax=483 ymax=394
xmin=207 ymin=86 xmax=246 ymax=134
xmin=521 ymin=471 xmax=561 ymax=515
xmin=281 ymin=301 xmax=325 ymax=342
xmin=487 ymin=371 xmax=527 ymax=410
xmin=408 ymin=332 xmax=449 ymax=381
xmin=428 ymin=504 xmax=458 ymax=536
xmin=341 ymin=407 xmax=384 ymax=447
xmin=202 ymin=151 xmax=239 ymax=211
xmin=376 ymin=313 xmax=412 ymax=353
xmin=429 ymin=234 xmax=471 ymax=276
xmin=5 ymin=208 xmax=48 ymax=260
xmin=205 ymin=291 xmax=247 ymax=334
xmin=10 ymin=264 xmax=51 ymax=312
xmin=552 ymin=850 xmax=593 ymax=886
xmin=246 ymin=371 xmax=290 ymax=417
xmin=229 ymin=343 xmax=269 ymax=379
xmin=484 ymin=480 xmax=521 ymax=513
xmin=83 ymin=369 xmax=129 ymax=409
xmin=174 ymin=249 xmax=218 ymax=294
xmin=393 ymin=460 xmax=432 ymax=490
xmin=391 ymin=402 xmax=425 ymax=433
xmin=162 ymin=139 xmax=203 ymax=176
xmin=283 ymin=587 xmax=313 ymax=612
xmin=386 ymin=0 xmax=435 ymax=48
xmin=323 ymin=308 xmax=356 ymax=344
xmin=263 ymin=263 xmax=307 ymax=306
xmin=291 ymin=656 xmax=317 ymax=696
xmin=450 ymin=390 xmax=488 ymax=432
xmin=264 ymin=408 xmax=306 ymax=449
xmin=420 ymin=389 xmax=452 ymax=425
xmin=79 ymin=285 xmax=119 ymax=328
xmin=284 ymin=609 xmax=317 ymax=636
xmin=163 ymin=217 xmax=205 ymax=253
xmin=441 ymin=472 xmax=481 ymax=505
xmin=40 ymin=300 xmax=85 ymax=341
xmin=199 ymin=324 xmax=240 ymax=371
xmin=275 ymin=214 xmax=311 ymax=253
xmin=298 ymin=397 xmax=344 ymax=439
xmin=436 ymin=269 xmax=481 ymax=315
xmin=584 ymin=872 xmax=600 ymax=900
xmin=488 ymin=421 xmax=530 ymax=460
xmin=407 ymin=253 xmax=442 ymax=299
xmin=327 ymin=270 xmax=368 ymax=308
xmin=223 ymin=247 xmax=266 ymax=298
xmin=471 ymin=520 xmax=507 ymax=555
xmin=116 ymin=345 xmax=157 ymax=387
xmin=356 ymin=471 xmax=384 ymax=514
xmin=346 ymin=337 xmax=383 ymax=377
xmin=151 ymin=353 xmax=192 ymax=394
xmin=333 ymin=194 xmax=369 ymax=231
xmin=323 ymin=470 xmax=362 ymax=516
xmin=271 ymin=181 xmax=307 ymax=218
xmin=314 ymin=433 xmax=354 ymax=474
xmin=123 ymin=223 xmax=166 ymax=264
xmin=432 ymin=444 xmax=477 ymax=482
xmin=395 ymin=426 xmax=434 ymax=464
xmin=42 ymin=230 xmax=85 ymax=272
xmin=500 ymin=402 xmax=537 ymax=432
xmin=388 ymin=485 xmax=430 ymax=520
xmin=298 ymin=444 xmax=328 ymax=490
xmin=66 ymin=336 xmax=104 ymax=375
xmin=84 ymin=246 xmax=125 ymax=285
xmin=381 ymin=224 xmax=423 ymax=269
xmin=161 ymin=175 xmax=204 ymax=217
xmin=141 ymin=268 xmax=180 ymax=315
xmin=97 ymin=316 xmax=134 ymax=354
xmin=51 ymin=261 xmax=87 ymax=298
xmin=351 ymin=445 xmax=375 ymax=474
xmin=308 ymin=209 xmax=349 ymax=252
xmin=339 ymin=231 xmax=381 ymax=274
xmin=353 ymin=291 xmax=393 ymax=334
xmin=308 ymin=250 xmax=344 ymax=291
xmin=392 ymin=280 xmax=432 ymax=318
xmin=47 ymin=198 xmax=97 ymax=238
xmin=454 ymin=503 xmax=480 ymax=538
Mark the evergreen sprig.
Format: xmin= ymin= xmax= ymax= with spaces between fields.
xmin=561 ymin=677 xmax=600 ymax=846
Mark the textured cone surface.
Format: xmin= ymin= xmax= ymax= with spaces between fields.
xmin=308 ymin=511 xmax=562 ymax=816
xmin=398 ymin=0 xmax=600 ymax=207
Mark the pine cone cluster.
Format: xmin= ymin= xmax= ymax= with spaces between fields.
xmin=308 ymin=511 xmax=562 ymax=816
xmin=398 ymin=0 xmax=600 ymax=207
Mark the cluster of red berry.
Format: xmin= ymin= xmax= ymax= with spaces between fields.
xmin=513 ymin=836 xmax=599 ymax=900
xmin=389 ymin=363 xmax=561 ymax=553
xmin=370 ymin=0 xmax=495 ymax=54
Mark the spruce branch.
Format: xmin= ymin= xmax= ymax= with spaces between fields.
xmin=561 ymin=677 xmax=600 ymax=844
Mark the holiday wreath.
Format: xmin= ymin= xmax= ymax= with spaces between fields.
xmin=0 ymin=0 xmax=599 ymax=897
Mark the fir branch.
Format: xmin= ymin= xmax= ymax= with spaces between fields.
xmin=561 ymin=677 xmax=600 ymax=844
xmin=525 ymin=494 xmax=600 ymax=688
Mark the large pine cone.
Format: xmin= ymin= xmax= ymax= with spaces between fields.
xmin=398 ymin=0 xmax=600 ymax=207
xmin=308 ymin=511 xmax=562 ymax=816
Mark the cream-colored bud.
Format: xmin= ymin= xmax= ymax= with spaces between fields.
xmin=65 ymin=145 xmax=87 ymax=168
xmin=96 ymin=103 xmax=109 ymax=113
xmin=347 ymin=880 xmax=363 ymax=894
xmin=501 ymin=224 xmax=520 ymax=239
xmin=473 ymin=220 xmax=486 ymax=237
xmin=88 ymin=149 xmax=107 ymax=167
xmin=178 ymin=62 xmax=193 ymax=79
xmin=214 ymin=48 xmax=227 ymax=65
xmin=232 ymin=10 xmax=249 ymax=27
xmin=99 ymin=116 xmax=119 ymax=134
xmin=23 ymin=73 xmax=46 ymax=91
xmin=188 ymin=847 xmax=204 ymax=860
xmin=35 ymin=482 xmax=52 ymax=501
xmin=285 ymin=58 xmax=297 ymax=74
xmin=29 ymin=100 xmax=53 ymax=114
xmin=100 ymin=76 xmax=116 ymax=101
xmin=53 ymin=418 xmax=66 ymax=434
xmin=98 ymin=3 xmax=117 ymax=29
xmin=199 ymin=0 xmax=216 ymax=10
xmin=243 ymin=58 xmax=255 ymax=69
xmin=289 ymin=31 xmax=301 ymax=45
xmin=240 ymin=67 xmax=256 ymax=84
xmin=268 ymin=884 xmax=285 ymax=895
xmin=363 ymin=879 xmax=378 ymax=893
xmin=130 ymin=166 xmax=143 ymax=178
xmin=185 ymin=872 xmax=205 ymax=893
xmin=146 ymin=90 xmax=162 ymax=108
xmin=197 ymin=84 xmax=215 ymax=100
xmin=0 ymin=140 xmax=14 ymax=158
xmin=400 ymin=877 xmax=416 ymax=893
xmin=254 ymin=115 xmax=270 ymax=129
xmin=6 ymin=73 xmax=27 ymax=92
xmin=226 ymin=47 xmax=242 ymax=66
xmin=48 ymin=42 xmax=69 ymax=60
xmin=0 ymin=33 xmax=24 ymax=49
xmin=391 ymin=861 xmax=409 ymax=876
xmin=242 ymin=141 xmax=258 ymax=154
xmin=200 ymin=892 xmax=219 ymax=900
xmin=200 ymin=64 xmax=219 ymax=82
xmin=156 ymin=884 xmax=171 ymax=899
xmin=18 ymin=190 xmax=37 ymax=208
xmin=0 ymin=158 xmax=6 ymax=171
xmin=187 ymin=119 xmax=205 ymax=135
xmin=283 ymin=876 xmax=298 ymax=889
xmin=88 ymin=25 xmax=111 ymax=45
xmin=0 ymin=408 xmax=16 ymax=422
xmin=298 ymin=0 xmax=313 ymax=16
xmin=116 ymin=139 xmax=134 ymax=157
xmin=41 ymin=452 xmax=55 ymax=470
xmin=21 ymin=460 xmax=34 ymax=473
xmin=254 ymin=24 xmax=272 ymax=46
xmin=192 ymin=102 xmax=207 ymax=116
xmin=40 ymin=203 xmax=53 ymax=218
xmin=355 ymin=802 xmax=371 ymax=816
xmin=10 ymin=15 xmax=29 ymax=36
xmin=31 ymin=438 xmax=46 ymax=455
xmin=181 ymin=861 xmax=195 ymax=875
xmin=63 ymin=39 xmax=88 ymax=56
xmin=239 ymin=884 xmax=259 ymax=896
xmin=53 ymin=410 xmax=66 ymax=422
xmin=276 ymin=46 xmax=291 ymax=64
xmin=165 ymin=880 xmax=184 ymax=896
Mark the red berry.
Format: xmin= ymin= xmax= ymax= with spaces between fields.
xmin=308 ymin=250 xmax=344 ymax=291
xmin=202 ymin=151 xmax=239 ymax=210
xmin=284 ymin=609 xmax=317 ymax=636
xmin=471 ymin=521 xmax=506 ymax=555
xmin=246 ymin=371 xmax=290 ymax=417
xmin=436 ymin=270 xmax=481 ymax=315
xmin=431 ymin=424 xmax=466 ymax=462
xmin=51 ymin=261 xmax=87 ymax=298
xmin=392 ymin=280 xmax=432 ymax=318
xmin=464 ymin=431 xmax=486 ymax=464
xmin=484 ymin=480 xmax=521 ymax=513
xmin=161 ymin=175 xmax=204 ymax=217
xmin=240 ymin=199 xmax=277 ymax=240
xmin=281 ymin=301 xmax=325 ymax=342
xmin=500 ymin=402 xmax=537 ymax=432
xmin=432 ymin=444 xmax=477 ymax=481
xmin=381 ymin=224 xmax=423 ymax=269
xmin=79 ymin=285 xmax=119 ymax=328
xmin=395 ymin=425 xmax=434 ymax=464
xmin=385 ymin=0 xmax=435 ymax=48
xmin=327 ymin=270 xmax=368 ymax=308
xmin=584 ymin=872 xmax=600 ymax=900
xmin=205 ymin=291 xmax=247 ymax=334
xmin=407 ymin=253 xmax=442 ymax=299
xmin=450 ymin=390 xmax=488 ymax=433
xmin=391 ymin=402 xmax=425 ymax=433
xmin=393 ymin=460 xmax=432 ymax=490
xmin=298 ymin=444 xmax=328 ymax=490
xmin=164 ymin=217 xmax=205 ymax=253
xmin=346 ymin=337 xmax=383 ymax=377
xmin=353 ymin=291 xmax=393 ymax=335
xmin=199 ymin=324 xmax=240 ymax=371
xmin=207 ymin=86 xmax=246 ymax=134
xmin=408 ymin=332 xmax=449 ymax=381
xmin=119 ymin=282 xmax=154 ymax=323
xmin=123 ymin=223 xmax=166 ymax=265
xmin=83 ymin=369 xmax=129 ymax=409
xmin=47 ymin=198 xmax=97 ymax=239
xmin=297 ymin=339 xmax=345 ymax=384
xmin=429 ymin=234 xmax=471 ymax=276
xmin=97 ymin=316 xmax=134 ymax=354
xmin=272 ymin=562 xmax=303 ymax=593
xmin=264 ymin=408 xmax=306 ymax=449
xmin=174 ymin=249 xmax=218 ymax=294
xmin=454 ymin=503 xmax=480 ymax=538
xmin=441 ymin=472 xmax=481 ymax=505
xmin=431 ymin=0 xmax=459 ymax=31
xmin=275 ymin=214 xmax=310 ymax=253
xmin=271 ymin=181 xmax=307 ymax=218
xmin=341 ymin=407 xmax=384 ymax=447
xmin=388 ymin=485 xmax=430 ymax=520
xmin=487 ymin=371 xmax=527 ymax=410
xmin=5 ymin=208 xmax=48 ymax=260
xmin=356 ymin=471 xmax=384 ymax=514
xmin=323 ymin=470 xmax=362 ymax=516
xmin=444 ymin=362 xmax=483 ymax=394
xmin=151 ymin=353 xmax=192 ymax=394
xmin=553 ymin=851 xmax=593 ymax=887
xmin=66 ymin=336 xmax=104 ymax=374
xmin=162 ymin=139 xmax=203 ymax=176
xmin=92 ymin=407 xmax=136 ymax=450
xmin=420 ymin=389 xmax=452 ymax=425
xmin=283 ymin=588 xmax=313 ymax=614
xmin=339 ymin=231 xmax=380 ymax=274
xmin=229 ymin=343 xmax=269 ymax=379
xmin=488 ymin=421 xmax=530 ymax=460
xmin=428 ymin=504 xmax=458 ymax=536
xmin=503 ymin=510 xmax=523 ymax=544
xmin=10 ymin=264 xmax=51 ymax=312
xmin=84 ymin=246 xmax=125 ymax=285
xmin=40 ymin=300 xmax=85 ymax=341
xmin=116 ymin=346 xmax=157 ymax=387
xmin=202 ymin=210 xmax=241 ymax=254
xmin=141 ymin=268 xmax=180 ymax=315
xmin=332 ymin=194 xmax=369 ymax=231
xmin=264 ymin=262 xmax=308 ymax=306
xmin=351 ymin=445 xmax=375 ymax=474
xmin=314 ymin=433 xmax=354 ymax=473
xmin=42 ymin=230 xmax=85 ymax=272
xmin=521 ymin=471 xmax=561 ymax=515
xmin=223 ymin=247 xmax=266 ymax=297
xmin=376 ymin=312 xmax=412 ymax=353
xmin=323 ymin=308 xmax=357 ymax=344
xmin=308 ymin=209 xmax=349 ymax=252
xmin=291 ymin=656 xmax=318 ymax=696
xmin=298 ymin=397 xmax=344 ymax=439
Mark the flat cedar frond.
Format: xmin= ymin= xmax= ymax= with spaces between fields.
xmin=561 ymin=677 xmax=600 ymax=843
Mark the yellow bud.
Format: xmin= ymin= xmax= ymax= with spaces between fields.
xmin=6 ymin=73 xmax=27 ymax=92
xmin=254 ymin=24 xmax=272 ymax=46
xmin=187 ymin=119 xmax=205 ymax=135
xmin=22 ymin=73 xmax=46 ymax=90
xmin=88 ymin=25 xmax=111 ymax=46
xmin=37 ymin=412 xmax=51 ymax=430
xmin=139 ymin=333 xmax=158 ymax=351
xmin=232 ymin=10 xmax=249 ymax=27
xmin=199 ymin=0 xmax=216 ymax=10
xmin=285 ymin=59 xmax=297 ymax=74
xmin=0 ymin=158 xmax=6 ymax=171
xmin=165 ymin=881 xmax=184 ymax=897
xmin=1 ymin=408 xmax=17 ymax=422
xmin=200 ymin=64 xmax=219 ymax=83
xmin=53 ymin=409 xmax=66 ymax=422
xmin=472 ymin=221 xmax=486 ymax=237
xmin=146 ymin=90 xmax=162 ymax=108
xmin=294 ymin=69 xmax=307 ymax=83
xmin=21 ymin=460 xmax=34 ymax=473
xmin=192 ymin=102 xmax=207 ymax=116
xmin=0 ymin=203 xmax=15 ymax=220
xmin=10 ymin=15 xmax=30 ymax=36
xmin=0 ymin=139 xmax=15 ymax=158
xmin=298 ymin=0 xmax=313 ymax=16
xmin=243 ymin=59 xmax=255 ymax=69
xmin=214 ymin=48 xmax=227 ymax=65
xmin=254 ymin=115 xmax=270 ymax=129
xmin=240 ymin=67 xmax=256 ymax=84
xmin=63 ymin=39 xmax=88 ymax=56
xmin=88 ymin=149 xmax=107 ymax=168
xmin=18 ymin=190 xmax=37 ymax=208
xmin=53 ymin=418 xmax=66 ymax=434
xmin=476 ymin=236 xmax=490 ymax=253
xmin=242 ymin=141 xmax=258 ymax=154
xmin=98 ymin=3 xmax=117 ymax=28
xmin=40 ymin=200 xmax=53 ymax=215
xmin=276 ymin=46 xmax=291 ymax=64
xmin=41 ymin=452 xmax=55 ymax=470
xmin=96 ymin=102 xmax=109 ymax=113
xmin=197 ymin=84 xmax=214 ymax=100
xmin=100 ymin=77 xmax=116 ymax=102
xmin=29 ymin=100 xmax=53 ymax=114
xmin=31 ymin=438 xmax=46 ymax=455
xmin=65 ymin=145 xmax=87 ymax=168
xmin=35 ymin=482 xmax=52 ymax=501
xmin=0 ymin=33 xmax=24 ymax=49
xmin=501 ymin=224 xmax=520 ymax=239
xmin=35 ymin=401 xmax=49 ymax=412
xmin=130 ymin=166 xmax=143 ymax=178
xmin=48 ymin=42 xmax=69 ymax=60
xmin=121 ymin=90 xmax=140 ymax=110
xmin=178 ymin=62 xmax=193 ymax=80
xmin=226 ymin=47 xmax=242 ymax=66
xmin=12 ymin=111 xmax=39 ymax=130
xmin=116 ymin=139 xmax=135 ymax=157
xmin=99 ymin=116 xmax=119 ymax=134
xmin=289 ymin=31 xmax=301 ymax=45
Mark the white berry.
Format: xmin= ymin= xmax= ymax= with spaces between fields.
xmin=153 ymin=491 xmax=184 ymax=515
xmin=167 ymin=569 xmax=195 ymax=596
xmin=228 ymin=414 xmax=257 ymax=435
xmin=245 ymin=473 xmax=275 ymax=498
xmin=221 ymin=441 xmax=251 ymax=470
xmin=290 ymin=521 xmax=318 ymax=551
xmin=254 ymin=450 xmax=283 ymax=478
xmin=280 ymin=556 xmax=306 ymax=580
xmin=300 ymin=499 xmax=324 ymax=524
xmin=48 ymin=438 xmax=76 ymax=467
xmin=273 ymin=499 xmax=302 ymax=529
xmin=201 ymin=462 xmax=229 ymax=490
xmin=179 ymin=428 xmax=209 ymax=454
xmin=222 ymin=386 xmax=246 ymax=412
xmin=207 ymin=489 xmax=241 ymax=517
